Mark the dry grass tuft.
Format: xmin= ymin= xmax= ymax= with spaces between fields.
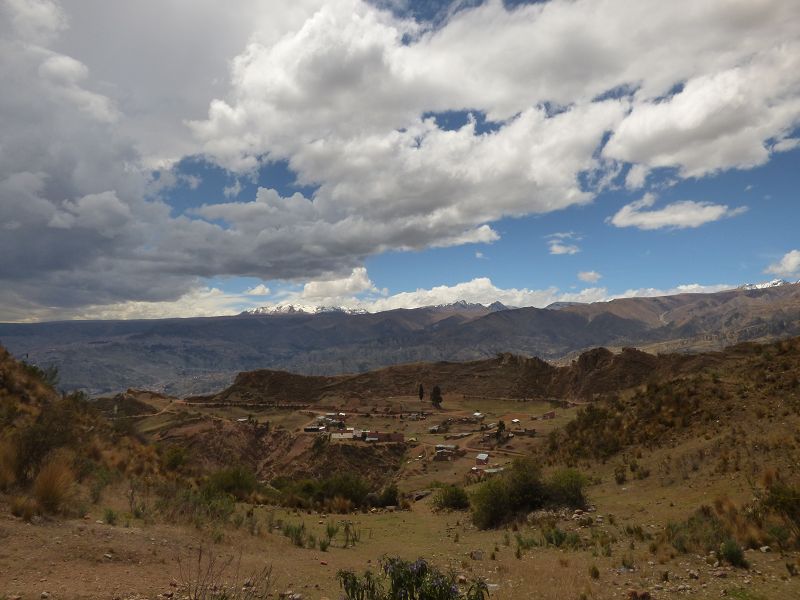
xmin=33 ymin=453 xmax=75 ymax=513
xmin=10 ymin=495 xmax=38 ymax=521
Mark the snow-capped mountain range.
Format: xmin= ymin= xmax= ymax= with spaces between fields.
xmin=243 ymin=304 xmax=368 ymax=316
xmin=738 ymin=279 xmax=799 ymax=291
xmin=242 ymin=300 xmax=511 ymax=316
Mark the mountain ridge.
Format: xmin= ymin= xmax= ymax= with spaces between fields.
xmin=1 ymin=282 xmax=799 ymax=396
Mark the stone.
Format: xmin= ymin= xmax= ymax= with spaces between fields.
xmin=760 ymin=546 xmax=771 ymax=553
xmin=688 ymin=570 xmax=699 ymax=580
xmin=470 ymin=549 xmax=484 ymax=561
xmin=41 ymin=593 xmax=50 ymax=599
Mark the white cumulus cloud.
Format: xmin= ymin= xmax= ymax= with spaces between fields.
xmin=765 ymin=250 xmax=800 ymax=278
xmin=609 ymin=193 xmax=747 ymax=230
xmin=578 ymin=271 xmax=602 ymax=283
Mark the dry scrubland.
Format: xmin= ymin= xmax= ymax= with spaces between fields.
xmin=2 ymin=339 xmax=800 ymax=599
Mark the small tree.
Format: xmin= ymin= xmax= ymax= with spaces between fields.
xmin=431 ymin=386 xmax=443 ymax=409
xmin=418 ymin=384 xmax=424 ymax=401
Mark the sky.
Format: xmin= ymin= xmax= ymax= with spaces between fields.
xmin=0 ymin=0 xmax=799 ymax=322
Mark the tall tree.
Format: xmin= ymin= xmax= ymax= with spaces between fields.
xmin=431 ymin=385 xmax=443 ymax=409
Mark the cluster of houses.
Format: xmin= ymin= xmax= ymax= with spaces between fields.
xmin=303 ymin=413 xmax=404 ymax=443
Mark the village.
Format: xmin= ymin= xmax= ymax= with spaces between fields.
xmin=292 ymin=392 xmax=576 ymax=485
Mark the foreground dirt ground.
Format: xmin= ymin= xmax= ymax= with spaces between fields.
xmin=2 ymin=491 xmax=799 ymax=600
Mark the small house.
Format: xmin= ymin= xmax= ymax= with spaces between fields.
xmin=542 ymin=411 xmax=556 ymax=420
xmin=475 ymin=452 xmax=489 ymax=466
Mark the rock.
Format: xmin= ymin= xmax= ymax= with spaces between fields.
xmin=104 ymin=553 xmax=114 ymax=560
xmin=760 ymin=546 xmax=771 ymax=553
xmin=41 ymin=593 xmax=50 ymax=599
xmin=469 ymin=550 xmax=484 ymax=561
xmin=688 ymin=570 xmax=699 ymax=580
xmin=457 ymin=575 xmax=468 ymax=584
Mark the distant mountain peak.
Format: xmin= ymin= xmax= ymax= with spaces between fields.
xmin=544 ymin=301 xmax=585 ymax=311
xmin=488 ymin=301 xmax=510 ymax=312
xmin=738 ymin=279 xmax=793 ymax=291
xmin=428 ymin=300 xmax=511 ymax=311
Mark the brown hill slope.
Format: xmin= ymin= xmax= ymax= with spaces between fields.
xmin=197 ymin=344 xmax=723 ymax=405
xmin=546 ymin=336 xmax=800 ymax=462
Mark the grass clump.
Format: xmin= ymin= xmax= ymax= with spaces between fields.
xmin=32 ymin=453 xmax=74 ymax=514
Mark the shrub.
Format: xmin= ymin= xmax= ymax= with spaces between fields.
xmin=471 ymin=477 xmax=510 ymax=529
xmin=471 ymin=459 xmax=588 ymax=528
xmin=205 ymin=466 xmax=258 ymax=501
xmin=545 ymin=468 xmax=588 ymax=509
xmin=665 ymin=505 xmax=729 ymax=555
xmin=377 ymin=483 xmax=399 ymax=507
xmin=433 ymin=485 xmax=470 ymax=511
xmin=156 ymin=481 xmax=235 ymax=526
xmin=720 ymin=539 xmax=749 ymax=568
xmin=104 ymin=508 xmax=118 ymax=526
xmin=329 ymin=495 xmax=354 ymax=514
xmin=0 ymin=438 xmax=17 ymax=490
xmin=338 ymin=556 xmax=489 ymax=600
xmin=506 ymin=457 xmax=546 ymax=511
xmin=32 ymin=454 xmax=74 ymax=514
xmin=589 ymin=564 xmax=600 ymax=579
xmin=763 ymin=481 xmax=800 ymax=538
xmin=162 ymin=445 xmax=188 ymax=471
xmin=14 ymin=399 xmax=81 ymax=480
xmin=614 ymin=465 xmax=627 ymax=485
xmin=21 ymin=362 xmax=60 ymax=387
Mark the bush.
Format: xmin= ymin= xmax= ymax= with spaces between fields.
xmin=0 ymin=438 xmax=17 ymax=490
xmin=764 ymin=481 xmax=800 ymax=538
xmin=157 ymin=481 xmax=236 ymax=526
xmin=205 ymin=466 xmax=258 ymax=501
xmin=104 ymin=508 xmax=118 ymax=526
xmin=338 ymin=556 xmax=488 ymax=600
xmin=471 ymin=477 xmax=510 ymax=529
xmin=665 ymin=505 xmax=729 ymax=555
xmin=471 ymin=459 xmax=589 ymax=528
xmin=162 ymin=445 xmax=188 ymax=471
xmin=545 ymin=468 xmax=588 ymax=509
xmin=377 ymin=483 xmax=399 ymax=507
xmin=720 ymin=539 xmax=749 ymax=568
xmin=433 ymin=485 xmax=470 ymax=511
xmin=273 ymin=472 xmax=372 ymax=509
xmin=32 ymin=454 xmax=74 ymax=513
xmin=14 ymin=399 xmax=81 ymax=481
